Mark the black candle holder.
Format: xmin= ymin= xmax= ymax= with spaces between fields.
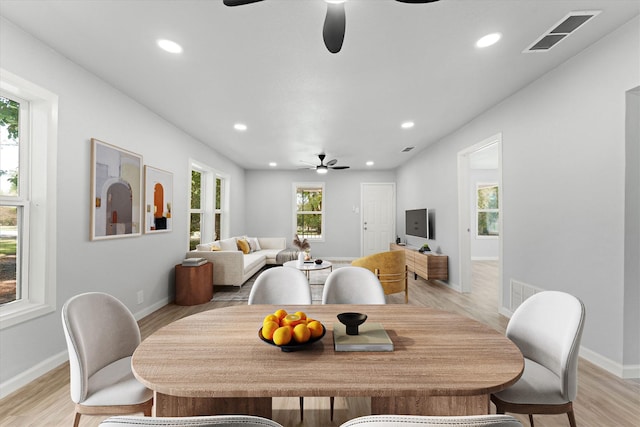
xmin=337 ymin=312 xmax=367 ymax=335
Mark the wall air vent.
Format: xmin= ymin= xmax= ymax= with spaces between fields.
xmin=524 ymin=10 xmax=601 ymax=53
xmin=401 ymin=146 xmax=414 ymax=152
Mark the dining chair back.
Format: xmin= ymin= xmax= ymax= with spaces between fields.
xmin=321 ymin=265 xmax=385 ymax=420
xmin=100 ymin=415 xmax=284 ymax=427
xmin=246 ymin=265 xmax=310 ymax=420
xmin=61 ymin=292 xmax=153 ymax=427
xmin=491 ymin=291 xmax=586 ymax=427
xmin=339 ymin=414 xmax=523 ymax=426
xmin=322 ymin=266 xmax=386 ymax=304
xmin=248 ymin=266 xmax=311 ymax=305
xmin=351 ymin=250 xmax=408 ymax=302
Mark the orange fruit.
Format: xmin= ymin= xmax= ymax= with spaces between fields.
xmin=292 ymin=324 xmax=311 ymax=343
xmin=294 ymin=311 xmax=307 ymax=321
xmin=281 ymin=314 xmax=302 ymax=327
xmin=274 ymin=308 xmax=288 ymax=321
xmin=261 ymin=320 xmax=280 ymax=340
xmin=307 ymin=320 xmax=324 ymax=339
xmin=272 ymin=326 xmax=292 ymax=346
xmin=263 ymin=314 xmax=279 ymax=325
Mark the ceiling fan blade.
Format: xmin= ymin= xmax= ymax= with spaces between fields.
xmin=223 ymin=0 xmax=264 ymax=6
xmin=323 ymin=2 xmax=346 ymax=54
xmin=395 ymin=0 xmax=440 ymax=3
xmin=326 ymin=159 xmax=338 ymax=166
xmin=329 ymin=166 xmax=350 ymax=170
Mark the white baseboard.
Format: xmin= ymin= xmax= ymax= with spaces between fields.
xmin=0 ymin=350 xmax=68 ymax=399
xmin=133 ymin=297 xmax=170 ymax=321
xmin=471 ymin=257 xmax=499 ymax=261
xmin=579 ymin=346 xmax=640 ymax=379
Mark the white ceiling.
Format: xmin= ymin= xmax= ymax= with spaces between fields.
xmin=1 ymin=0 xmax=638 ymax=171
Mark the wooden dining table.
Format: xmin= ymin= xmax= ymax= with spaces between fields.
xmin=132 ymin=304 xmax=523 ymax=418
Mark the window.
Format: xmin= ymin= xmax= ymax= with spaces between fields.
xmin=294 ymin=183 xmax=324 ymax=241
xmin=189 ymin=163 xmax=227 ymax=250
xmin=477 ymin=183 xmax=499 ymax=237
xmin=0 ymin=69 xmax=58 ymax=329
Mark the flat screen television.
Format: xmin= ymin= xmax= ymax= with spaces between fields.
xmin=405 ymin=208 xmax=429 ymax=239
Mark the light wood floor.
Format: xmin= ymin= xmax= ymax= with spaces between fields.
xmin=1 ymin=261 xmax=638 ymax=426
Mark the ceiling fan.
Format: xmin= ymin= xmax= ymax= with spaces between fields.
xmin=223 ymin=0 xmax=441 ymax=53
xmin=301 ymin=154 xmax=350 ymax=174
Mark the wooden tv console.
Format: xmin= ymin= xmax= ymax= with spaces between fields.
xmin=390 ymin=243 xmax=448 ymax=281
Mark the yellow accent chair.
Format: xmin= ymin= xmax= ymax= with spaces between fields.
xmin=351 ymin=250 xmax=408 ymax=303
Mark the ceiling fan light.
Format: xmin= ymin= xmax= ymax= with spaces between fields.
xmin=317 ymin=166 xmax=329 ymax=174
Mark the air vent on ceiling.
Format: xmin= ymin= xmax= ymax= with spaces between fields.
xmin=524 ymin=10 xmax=601 ymax=53
xmin=401 ymin=146 xmax=414 ymax=152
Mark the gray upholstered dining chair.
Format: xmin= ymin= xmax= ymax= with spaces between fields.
xmin=61 ymin=292 xmax=153 ymax=427
xmin=321 ymin=266 xmax=386 ymax=420
xmin=248 ymin=266 xmax=311 ymax=305
xmin=491 ymin=291 xmax=586 ymax=427
xmin=321 ymin=266 xmax=386 ymax=304
xmin=339 ymin=415 xmax=523 ymax=427
xmin=100 ymin=415 xmax=284 ymax=427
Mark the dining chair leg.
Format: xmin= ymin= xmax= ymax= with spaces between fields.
xmin=567 ymin=410 xmax=577 ymax=427
xmin=73 ymin=413 xmax=81 ymax=427
xmin=330 ymin=396 xmax=335 ymax=421
xmin=528 ymin=414 xmax=534 ymax=426
xmin=299 ymin=396 xmax=304 ymax=421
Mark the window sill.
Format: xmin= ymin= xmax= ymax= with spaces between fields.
xmin=0 ymin=300 xmax=55 ymax=330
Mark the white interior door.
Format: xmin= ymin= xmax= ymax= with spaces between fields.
xmin=361 ymin=183 xmax=396 ymax=256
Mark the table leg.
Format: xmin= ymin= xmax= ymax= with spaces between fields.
xmin=154 ymin=392 xmax=272 ymax=418
xmin=371 ymin=394 xmax=489 ymax=416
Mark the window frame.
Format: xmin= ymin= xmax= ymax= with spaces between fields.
xmin=189 ymin=161 xmax=228 ymax=249
xmin=476 ymin=182 xmax=499 ymax=239
xmin=0 ymin=69 xmax=58 ymax=329
xmin=292 ymin=182 xmax=325 ymax=242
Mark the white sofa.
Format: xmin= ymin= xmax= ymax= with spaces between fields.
xmin=185 ymin=236 xmax=287 ymax=287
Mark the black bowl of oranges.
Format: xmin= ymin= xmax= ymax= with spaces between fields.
xmin=259 ymin=309 xmax=326 ymax=352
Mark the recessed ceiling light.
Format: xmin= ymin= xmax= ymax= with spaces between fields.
xmin=476 ymin=32 xmax=502 ymax=48
xmin=234 ymin=123 xmax=247 ymax=131
xmin=401 ymin=121 xmax=414 ymax=129
xmin=366 ymin=161 xmax=374 ymax=166
xmin=269 ymin=162 xmax=277 ymax=167
xmin=157 ymin=39 xmax=183 ymax=54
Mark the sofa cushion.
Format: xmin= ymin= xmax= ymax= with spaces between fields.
xmin=220 ymin=237 xmax=238 ymax=251
xmin=237 ymin=239 xmax=251 ymax=254
xmin=243 ymin=253 xmax=266 ymax=273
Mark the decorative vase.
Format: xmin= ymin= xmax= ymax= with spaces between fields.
xmin=298 ymin=251 xmax=305 ymax=266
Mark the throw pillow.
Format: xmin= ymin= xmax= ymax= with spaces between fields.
xmin=237 ymin=239 xmax=251 ymax=254
xmin=220 ymin=237 xmax=237 ymax=251
xmin=248 ymin=237 xmax=261 ymax=252
xmin=210 ymin=245 xmax=222 ymax=251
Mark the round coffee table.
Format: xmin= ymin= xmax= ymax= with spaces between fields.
xmin=283 ymin=260 xmax=333 ymax=280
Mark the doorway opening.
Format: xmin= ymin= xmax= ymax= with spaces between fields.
xmin=457 ymin=134 xmax=502 ymax=307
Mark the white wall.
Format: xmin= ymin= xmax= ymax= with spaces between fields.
xmin=0 ymin=18 xmax=246 ymax=391
xmin=397 ymin=17 xmax=640 ymax=375
xmin=624 ymin=87 xmax=640 ymax=371
xmin=244 ymin=170 xmax=396 ymax=258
